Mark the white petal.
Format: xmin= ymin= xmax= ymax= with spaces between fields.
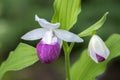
xmin=54 ymin=29 xmax=83 ymax=42
xmin=42 ymin=30 xmax=53 ymax=44
xmin=35 ymin=15 xmax=60 ymax=29
xmin=58 ymin=39 xmax=63 ymax=48
xmin=41 ymin=29 xmax=63 ymax=47
xmin=52 ymin=37 xmax=63 ymax=48
xmin=52 ymin=37 xmax=62 ymax=48
xmin=21 ymin=28 xmax=47 ymax=40
xmin=88 ymin=42 xmax=98 ymax=63
xmin=91 ymin=35 xmax=110 ymax=59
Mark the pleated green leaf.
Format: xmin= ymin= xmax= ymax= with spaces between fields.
xmin=0 ymin=43 xmax=39 ymax=80
xmin=52 ymin=0 xmax=81 ymax=30
xmin=71 ymin=34 xmax=120 ymax=80
xmin=79 ymin=12 xmax=109 ymax=37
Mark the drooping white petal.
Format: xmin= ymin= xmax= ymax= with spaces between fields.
xmin=54 ymin=29 xmax=83 ymax=42
xmin=91 ymin=35 xmax=110 ymax=59
xmin=21 ymin=28 xmax=47 ymax=40
xmin=35 ymin=15 xmax=60 ymax=29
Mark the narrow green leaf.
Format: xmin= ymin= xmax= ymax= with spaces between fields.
xmin=79 ymin=12 xmax=109 ymax=37
xmin=52 ymin=0 xmax=81 ymax=30
xmin=71 ymin=34 xmax=120 ymax=80
xmin=0 ymin=43 xmax=39 ymax=80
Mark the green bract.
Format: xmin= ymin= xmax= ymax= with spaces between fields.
xmin=79 ymin=12 xmax=109 ymax=37
xmin=52 ymin=0 xmax=81 ymax=30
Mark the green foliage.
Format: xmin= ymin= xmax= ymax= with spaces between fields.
xmin=70 ymin=34 xmax=120 ymax=80
xmin=52 ymin=0 xmax=81 ymax=30
xmin=79 ymin=12 xmax=109 ymax=37
xmin=0 ymin=0 xmax=119 ymax=80
xmin=0 ymin=43 xmax=38 ymax=80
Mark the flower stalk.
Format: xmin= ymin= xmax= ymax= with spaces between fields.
xmin=63 ymin=42 xmax=75 ymax=80
xmin=65 ymin=52 xmax=71 ymax=80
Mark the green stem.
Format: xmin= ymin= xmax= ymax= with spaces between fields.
xmin=69 ymin=42 xmax=75 ymax=54
xmin=63 ymin=42 xmax=75 ymax=80
xmin=65 ymin=53 xmax=71 ymax=80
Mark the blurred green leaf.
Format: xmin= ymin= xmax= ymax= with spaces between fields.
xmin=0 ymin=43 xmax=38 ymax=80
xmin=70 ymin=34 xmax=120 ymax=80
xmin=52 ymin=0 xmax=81 ymax=30
xmin=79 ymin=12 xmax=109 ymax=37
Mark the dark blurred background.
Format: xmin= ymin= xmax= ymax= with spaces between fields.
xmin=0 ymin=0 xmax=120 ymax=80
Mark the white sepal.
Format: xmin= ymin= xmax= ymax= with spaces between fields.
xmin=21 ymin=28 xmax=47 ymax=40
xmin=54 ymin=29 xmax=83 ymax=43
xmin=35 ymin=15 xmax=60 ymax=29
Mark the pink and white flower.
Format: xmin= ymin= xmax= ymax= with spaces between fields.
xmin=88 ymin=35 xmax=110 ymax=63
xmin=21 ymin=15 xmax=83 ymax=64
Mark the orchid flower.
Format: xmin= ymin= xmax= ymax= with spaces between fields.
xmin=88 ymin=35 xmax=110 ymax=63
xmin=21 ymin=15 xmax=83 ymax=64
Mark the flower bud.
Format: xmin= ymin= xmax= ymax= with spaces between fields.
xmin=88 ymin=35 xmax=110 ymax=63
